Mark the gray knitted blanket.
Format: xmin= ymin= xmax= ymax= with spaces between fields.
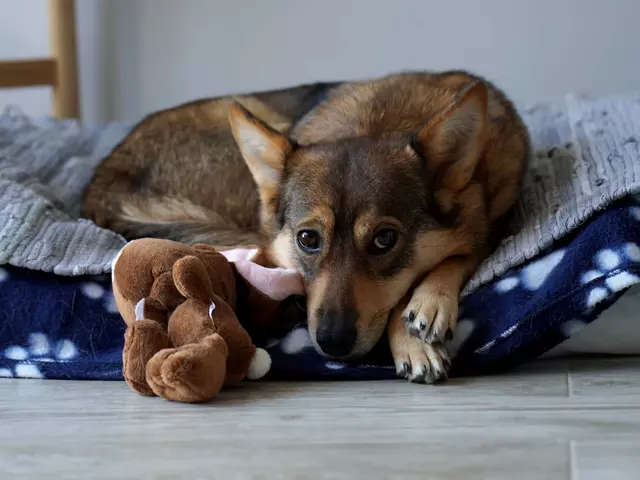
xmin=466 ymin=91 xmax=640 ymax=293
xmin=0 ymin=109 xmax=130 ymax=275
xmin=1 ymin=91 xmax=639 ymax=293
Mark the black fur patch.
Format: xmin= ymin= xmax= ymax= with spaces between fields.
xmin=426 ymin=193 xmax=460 ymax=228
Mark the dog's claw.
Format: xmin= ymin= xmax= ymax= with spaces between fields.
xmin=403 ymin=287 xmax=459 ymax=345
xmin=445 ymin=328 xmax=454 ymax=342
xmin=443 ymin=354 xmax=452 ymax=368
xmin=404 ymin=311 xmax=423 ymax=337
xmin=405 ymin=311 xmax=430 ymax=336
xmin=423 ymin=324 xmax=438 ymax=344
xmin=392 ymin=338 xmax=450 ymax=384
xmin=409 ymin=365 xmax=428 ymax=383
xmin=398 ymin=361 xmax=410 ymax=377
xmin=403 ymin=311 xmax=416 ymax=325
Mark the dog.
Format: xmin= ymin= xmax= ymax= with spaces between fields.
xmin=83 ymin=71 xmax=530 ymax=383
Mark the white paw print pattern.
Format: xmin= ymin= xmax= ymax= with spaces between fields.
xmin=494 ymin=249 xmax=566 ymax=294
xmin=581 ymin=245 xmax=640 ymax=311
xmin=280 ymin=327 xmax=312 ymax=355
xmin=0 ymin=333 xmax=79 ymax=378
xmin=448 ymin=318 xmax=476 ymax=358
xmin=560 ymin=318 xmax=589 ymax=337
xmin=80 ymin=280 xmax=119 ymax=314
xmin=325 ymin=361 xmax=346 ymax=370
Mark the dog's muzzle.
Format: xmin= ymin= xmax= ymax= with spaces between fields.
xmin=315 ymin=308 xmax=358 ymax=357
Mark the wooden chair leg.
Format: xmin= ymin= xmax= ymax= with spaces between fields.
xmin=48 ymin=0 xmax=80 ymax=119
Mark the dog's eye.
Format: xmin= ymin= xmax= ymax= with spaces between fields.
xmin=368 ymin=229 xmax=398 ymax=255
xmin=297 ymin=230 xmax=322 ymax=254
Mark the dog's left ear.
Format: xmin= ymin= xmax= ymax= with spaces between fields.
xmin=228 ymin=102 xmax=293 ymax=232
xmin=413 ymin=81 xmax=489 ymax=193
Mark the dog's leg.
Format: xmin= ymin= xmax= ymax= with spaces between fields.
xmin=403 ymin=255 xmax=481 ymax=344
xmin=388 ymin=294 xmax=450 ymax=383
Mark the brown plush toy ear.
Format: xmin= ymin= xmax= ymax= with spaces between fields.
xmin=172 ymin=256 xmax=214 ymax=303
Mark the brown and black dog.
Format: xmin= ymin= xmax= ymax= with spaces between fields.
xmin=83 ymin=71 xmax=530 ymax=383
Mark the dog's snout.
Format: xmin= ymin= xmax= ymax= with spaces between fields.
xmin=315 ymin=308 xmax=358 ymax=357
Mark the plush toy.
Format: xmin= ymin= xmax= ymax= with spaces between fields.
xmin=111 ymin=238 xmax=304 ymax=403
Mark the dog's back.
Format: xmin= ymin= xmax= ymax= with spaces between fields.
xmin=83 ymin=82 xmax=340 ymax=246
xmin=83 ymin=71 xmax=527 ymax=249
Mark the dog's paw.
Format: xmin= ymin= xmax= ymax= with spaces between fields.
xmin=391 ymin=335 xmax=450 ymax=384
xmin=402 ymin=285 xmax=458 ymax=344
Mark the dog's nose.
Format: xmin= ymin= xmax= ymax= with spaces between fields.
xmin=315 ymin=308 xmax=358 ymax=357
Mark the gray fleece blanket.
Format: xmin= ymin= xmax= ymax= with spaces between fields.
xmin=1 ymin=91 xmax=639 ymax=293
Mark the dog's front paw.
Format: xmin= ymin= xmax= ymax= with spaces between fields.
xmin=391 ymin=334 xmax=450 ymax=384
xmin=402 ymin=284 xmax=458 ymax=344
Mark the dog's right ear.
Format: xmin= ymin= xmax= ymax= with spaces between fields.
xmin=413 ymin=81 xmax=489 ymax=193
xmin=228 ymin=102 xmax=293 ymax=232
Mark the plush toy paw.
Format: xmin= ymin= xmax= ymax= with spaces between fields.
xmin=122 ymin=319 xmax=170 ymax=396
xmin=145 ymin=333 xmax=229 ymax=403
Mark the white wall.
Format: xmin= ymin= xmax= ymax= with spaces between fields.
xmin=0 ymin=0 xmax=50 ymax=117
xmin=0 ymin=0 xmax=108 ymax=123
xmin=2 ymin=0 xmax=640 ymax=123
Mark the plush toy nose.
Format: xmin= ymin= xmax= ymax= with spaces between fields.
xmin=315 ymin=308 xmax=358 ymax=358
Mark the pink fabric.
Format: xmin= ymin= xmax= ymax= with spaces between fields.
xmin=221 ymin=248 xmax=305 ymax=301
xmin=220 ymin=248 xmax=259 ymax=263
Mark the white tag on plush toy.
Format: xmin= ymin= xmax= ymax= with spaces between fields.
xmin=134 ymin=298 xmax=146 ymax=321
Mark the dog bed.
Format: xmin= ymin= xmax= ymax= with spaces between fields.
xmin=1 ymin=196 xmax=638 ymax=381
xmin=544 ymin=284 xmax=640 ymax=358
xmin=1 ymin=89 xmax=640 ymax=381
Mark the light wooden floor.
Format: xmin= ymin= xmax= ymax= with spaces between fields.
xmin=1 ymin=357 xmax=639 ymax=479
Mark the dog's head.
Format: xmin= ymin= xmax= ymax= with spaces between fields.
xmin=228 ymin=83 xmax=488 ymax=359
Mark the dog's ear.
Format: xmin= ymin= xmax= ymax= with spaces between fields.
xmin=413 ymin=81 xmax=488 ymax=193
xmin=228 ymin=102 xmax=293 ymax=232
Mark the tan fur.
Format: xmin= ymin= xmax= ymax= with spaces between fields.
xmin=120 ymin=196 xmax=226 ymax=225
xmin=83 ymin=71 xmax=530 ymax=379
xmin=269 ymin=231 xmax=296 ymax=270
xmin=348 ymin=272 xmax=412 ymax=358
xmin=297 ymin=205 xmax=336 ymax=244
xmin=351 ymin=213 xmax=401 ymax=251
xmin=305 ymin=270 xmax=331 ymax=328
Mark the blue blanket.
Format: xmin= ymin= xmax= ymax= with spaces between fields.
xmin=2 ymin=196 xmax=638 ymax=381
